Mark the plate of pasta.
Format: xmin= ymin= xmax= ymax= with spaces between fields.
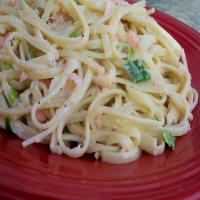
xmin=0 ymin=0 xmax=200 ymax=199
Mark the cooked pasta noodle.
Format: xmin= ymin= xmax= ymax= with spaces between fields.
xmin=0 ymin=0 xmax=198 ymax=164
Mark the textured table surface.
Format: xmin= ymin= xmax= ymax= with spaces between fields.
xmin=146 ymin=0 xmax=200 ymax=32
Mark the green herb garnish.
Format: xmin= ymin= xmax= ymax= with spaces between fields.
xmin=162 ymin=130 xmax=176 ymax=150
xmin=124 ymin=59 xmax=151 ymax=83
xmin=68 ymin=31 xmax=79 ymax=38
xmin=117 ymin=42 xmax=134 ymax=60
xmin=89 ymin=48 xmax=100 ymax=52
xmin=4 ymin=83 xmax=19 ymax=107
xmin=29 ymin=46 xmax=33 ymax=58
xmin=5 ymin=117 xmax=12 ymax=132
xmin=3 ymin=63 xmax=13 ymax=70
xmin=35 ymin=3 xmax=43 ymax=14
xmin=117 ymin=42 xmax=151 ymax=83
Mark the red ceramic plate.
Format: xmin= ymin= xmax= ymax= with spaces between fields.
xmin=1 ymin=3 xmax=200 ymax=200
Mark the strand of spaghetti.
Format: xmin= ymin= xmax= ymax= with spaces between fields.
xmin=0 ymin=6 xmax=18 ymax=16
xmin=115 ymin=77 xmax=166 ymax=93
xmin=0 ymin=15 xmax=26 ymax=33
xmin=109 ymin=2 xmax=146 ymax=37
xmin=5 ymin=31 xmax=58 ymax=56
xmin=139 ymin=131 xmax=165 ymax=156
xmin=31 ymin=59 xmax=80 ymax=130
xmin=22 ymin=124 xmax=57 ymax=147
xmin=57 ymin=0 xmax=90 ymax=48
xmin=57 ymin=69 xmax=92 ymax=157
xmin=0 ymin=107 xmax=31 ymax=117
xmin=0 ymin=70 xmax=20 ymax=80
xmin=60 ymin=49 xmax=105 ymax=74
xmin=99 ymin=106 xmax=164 ymax=128
xmin=41 ymin=0 xmax=55 ymax=22
xmin=168 ymin=92 xmax=190 ymax=123
xmin=20 ymin=0 xmax=89 ymax=49
xmin=0 ymin=119 xmax=37 ymax=140
xmin=123 ymin=13 xmax=182 ymax=55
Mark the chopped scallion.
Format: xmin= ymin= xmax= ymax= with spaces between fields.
xmin=5 ymin=117 xmax=12 ymax=132
xmin=89 ymin=48 xmax=100 ymax=52
xmin=35 ymin=3 xmax=43 ymax=14
xmin=161 ymin=130 xmax=176 ymax=150
xmin=68 ymin=31 xmax=79 ymax=38
xmin=29 ymin=47 xmax=33 ymax=58
xmin=117 ymin=43 xmax=128 ymax=52
xmin=124 ymin=59 xmax=151 ymax=83
xmin=4 ymin=83 xmax=19 ymax=107
xmin=125 ymin=60 xmax=143 ymax=82
xmin=3 ymin=63 xmax=13 ymax=70
xmin=117 ymin=42 xmax=134 ymax=59
xmin=141 ymin=70 xmax=151 ymax=81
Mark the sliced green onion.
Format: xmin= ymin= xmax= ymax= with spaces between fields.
xmin=2 ymin=63 xmax=13 ymax=70
xmin=125 ymin=60 xmax=143 ymax=82
xmin=128 ymin=47 xmax=134 ymax=60
xmin=161 ymin=130 xmax=176 ymax=150
xmin=29 ymin=47 xmax=33 ymax=58
xmin=5 ymin=117 xmax=12 ymax=132
xmin=68 ymin=31 xmax=79 ymax=38
xmin=35 ymin=2 xmax=43 ymax=14
xmin=117 ymin=43 xmax=128 ymax=52
xmin=35 ymin=3 xmax=39 ymax=9
xmin=134 ymin=59 xmax=144 ymax=70
xmin=124 ymin=59 xmax=151 ymax=83
xmin=140 ymin=70 xmax=151 ymax=81
xmin=17 ymin=43 xmax=20 ymax=49
xmin=4 ymin=83 xmax=19 ymax=107
xmin=89 ymin=48 xmax=100 ymax=52
xmin=117 ymin=42 xmax=134 ymax=59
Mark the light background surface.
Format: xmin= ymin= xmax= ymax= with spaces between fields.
xmin=145 ymin=0 xmax=200 ymax=31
